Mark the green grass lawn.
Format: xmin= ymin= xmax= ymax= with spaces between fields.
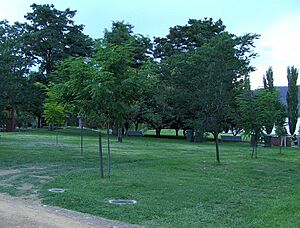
xmin=0 ymin=128 xmax=300 ymax=227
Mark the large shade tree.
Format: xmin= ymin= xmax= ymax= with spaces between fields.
xmin=23 ymin=3 xmax=93 ymax=77
xmin=0 ymin=20 xmax=34 ymax=131
xmin=154 ymin=18 xmax=228 ymax=139
xmin=20 ymin=3 xmax=94 ymax=127
xmin=156 ymin=18 xmax=259 ymax=162
xmin=94 ymin=21 xmax=152 ymax=141
xmin=187 ymin=33 xmax=258 ymax=162
xmin=47 ymin=22 xmax=156 ymax=177
xmin=154 ymin=18 xmax=226 ymax=59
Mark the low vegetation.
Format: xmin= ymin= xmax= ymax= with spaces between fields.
xmin=0 ymin=128 xmax=299 ymax=227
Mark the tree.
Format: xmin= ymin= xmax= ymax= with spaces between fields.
xmin=154 ymin=19 xmax=259 ymax=162
xmin=51 ymin=56 xmax=107 ymax=176
xmin=286 ymin=66 xmax=299 ymax=135
xmin=44 ymin=90 xmax=66 ymax=145
xmin=275 ymin=106 xmax=287 ymax=154
xmin=237 ymin=80 xmax=286 ymax=158
xmin=23 ymin=4 xmax=93 ymax=77
xmin=0 ymin=20 xmax=34 ymax=131
xmin=95 ymin=21 xmax=152 ymax=142
xmin=154 ymin=18 xmax=226 ymax=59
xmin=262 ymin=67 xmax=275 ymax=134
xmin=237 ymin=78 xmax=266 ymax=158
xmin=26 ymin=72 xmax=48 ymax=128
xmin=258 ymin=89 xmax=286 ymax=148
xmin=263 ymin=67 xmax=274 ymax=92
xmin=44 ymin=101 xmax=65 ymax=127
xmin=155 ymin=18 xmax=224 ymax=135
xmin=123 ymin=61 xmax=160 ymax=132
xmin=47 ymin=22 xmax=155 ymax=177
xmin=191 ymin=33 xmax=259 ymax=162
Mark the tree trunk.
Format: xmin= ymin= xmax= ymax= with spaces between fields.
xmin=37 ymin=116 xmax=42 ymax=128
xmin=279 ymin=136 xmax=282 ymax=154
xmin=112 ymin=126 xmax=118 ymax=136
xmin=213 ymin=132 xmax=220 ymax=163
xmin=117 ymin=127 xmax=122 ymax=142
xmin=175 ymin=129 xmax=179 ymax=137
xmin=98 ymin=130 xmax=104 ymax=178
xmin=48 ymin=124 xmax=54 ymax=131
xmin=135 ymin=122 xmax=139 ymax=131
xmin=55 ymin=125 xmax=58 ymax=145
xmin=6 ymin=106 xmax=16 ymax=132
xmin=255 ymin=145 xmax=258 ymax=158
xmin=156 ymin=128 xmax=161 ymax=137
xmin=107 ymin=122 xmax=111 ymax=178
xmin=124 ymin=122 xmax=130 ymax=134
xmin=80 ymin=125 xmax=83 ymax=155
xmin=251 ymin=133 xmax=258 ymax=158
xmin=279 ymin=145 xmax=282 ymax=154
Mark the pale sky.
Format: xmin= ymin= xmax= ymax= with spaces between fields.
xmin=1 ymin=0 xmax=300 ymax=89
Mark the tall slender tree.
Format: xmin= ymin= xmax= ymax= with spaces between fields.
xmin=263 ymin=67 xmax=274 ymax=92
xmin=287 ymin=66 xmax=299 ymax=135
xmin=262 ymin=67 xmax=275 ymax=134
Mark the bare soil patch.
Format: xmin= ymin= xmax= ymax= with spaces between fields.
xmin=0 ymin=169 xmax=21 ymax=176
xmin=0 ymin=193 xmax=132 ymax=228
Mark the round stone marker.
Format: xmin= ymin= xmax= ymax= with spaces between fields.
xmin=108 ymin=199 xmax=137 ymax=205
xmin=48 ymin=188 xmax=65 ymax=193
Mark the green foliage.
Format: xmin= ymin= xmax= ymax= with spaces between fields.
xmin=236 ymin=86 xmax=262 ymax=137
xmin=262 ymin=67 xmax=276 ymax=134
xmin=23 ymin=3 xmax=93 ymax=76
xmin=257 ymin=90 xmax=285 ymax=133
xmin=47 ymin=21 xmax=154 ymax=131
xmin=44 ymin=101 xmax=65 ymax=125
xmin=87 ymin=22 xmax=154 ymax=128
xmin=157 ymin=26 xmax=259 ymax=161
xmin=263 ymin=67 xmax=274 ymax=92
xmin=44 ymin=90 xmax=66 ymax=125
xmin=287 ymin=66 xmax=299 ymax=135
xmin=0 ymin=20 xmax=34 ymax=130
xmin=237 ymin=83 xmax=285 ymax=157
xmin=154 ymin=18 xmax=226 ymax=58
xmin=50 ymin=57 xmax=95 ymax=114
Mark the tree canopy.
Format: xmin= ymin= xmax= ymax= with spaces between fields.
xmin=1 ymin=4 xmax=291 ymax=165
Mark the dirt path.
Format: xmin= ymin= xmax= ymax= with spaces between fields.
xmin=0 ymin=193 xmax=132 ymax=228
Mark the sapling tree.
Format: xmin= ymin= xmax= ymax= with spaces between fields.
xmin=44 ymin=99 xmax=66 ymax=145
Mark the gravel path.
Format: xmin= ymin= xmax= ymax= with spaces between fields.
xmin=0 ymin=193 xmax=133 ymax=228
